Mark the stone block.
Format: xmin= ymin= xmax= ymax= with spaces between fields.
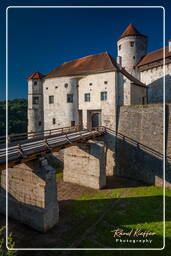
xmin=0 ymin=158 xmax=59 ymax=232
xmin=63 ymin=141 xmax=106 ymax=189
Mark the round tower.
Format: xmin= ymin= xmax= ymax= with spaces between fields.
xmin=117 ymin=24 xmax=147 ymax=75
xmin=27 ymin=72 xmax=44 ymax=135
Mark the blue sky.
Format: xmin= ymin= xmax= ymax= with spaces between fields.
xmin=0 ymin=0 xmax=171 ymax=100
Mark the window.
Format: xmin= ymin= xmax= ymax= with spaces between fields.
xmin=119 ymin=44 xmax=121 ymax=50
xmin=104 ymin=81 xmax=108 ymax=84
xmin=55 ymin=86 xmax=58 ymax=89
xmin=130 ymin=41 xmax=134 ymax=47
xmin=49 ymin=95 xmax=54 ymax=104
xmin=89 ymin=83 xmax=92 ymax=86
xmin=38 ymin=121 xmax=41 ymax=126
xmin=52 ymin=118 xmax=56 ymax=124
xmin=46 ymin=87 xmax=48 ymax=90
xmin=33 ymin=80 xmax=37 ymax=85
xmin=85 ymin=93 xmax=90 ymax=102
xmin=33 ymin=96 xmax=39 ymax=104
xmin=67 ymin=94 xmax=73 ymax=103
xmin=133 ymin=56 xmax=135 ymax=59
xmin=64 ymin=83 xmax=68 ymax=88
xmin=101 ymin=91 xmax=107 ymax=101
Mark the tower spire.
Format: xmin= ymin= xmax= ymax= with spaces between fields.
xmin=119 ymin=24 xmax=146 ymax=40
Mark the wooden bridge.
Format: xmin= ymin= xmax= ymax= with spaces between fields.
xmin=0 ymin=125 xmax=106 ymax=170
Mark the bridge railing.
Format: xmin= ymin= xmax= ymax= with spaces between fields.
xmin=0 ymin=125 xmax=81 ymax=145
xmin=0 ymin=126 xmax=106 ymax=169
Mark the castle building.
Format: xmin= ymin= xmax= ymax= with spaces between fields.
xmin=27 ymin=24 xmax=171 ymax=133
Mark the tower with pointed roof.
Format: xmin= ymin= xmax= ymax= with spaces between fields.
xmin=117 ymin=24 xmax=147 ymax=76
xmin=27 ymin=72 xmax=44 ymax=134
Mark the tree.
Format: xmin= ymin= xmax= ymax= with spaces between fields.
xmin=0 ymin=99 xmax=27 ymax=136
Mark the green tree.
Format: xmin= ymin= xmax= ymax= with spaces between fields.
xmin=0 ymin=99 xmax=27 ymax=136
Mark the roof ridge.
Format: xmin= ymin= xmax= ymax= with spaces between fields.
xmin=44 ymin=52 xmax=115 ymax=78
xmin=62 ymin=52 xmax=107 ymax=65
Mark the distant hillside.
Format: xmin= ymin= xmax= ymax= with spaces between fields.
xmin=0 ymin=99 xmax=28 ymax=136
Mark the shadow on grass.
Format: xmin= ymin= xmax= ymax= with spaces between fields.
xmin=3 ymin=193 xmax=168 ymax=251
xmin=105 ymin=176 xmax=148 ymax=189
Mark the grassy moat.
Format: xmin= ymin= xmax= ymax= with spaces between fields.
xmin=1 ymin=175 xmax=171 ymax=256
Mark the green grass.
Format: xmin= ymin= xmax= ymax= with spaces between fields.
xmin=51 ymin=164 xmax=63 ymax=180
xmin=60 ymin=186 xmax=171 ymax=254
xmin=56 ymin=172 xmax=63 ymax=180
xmin=16 ymin=185 xmax=170 ymax=256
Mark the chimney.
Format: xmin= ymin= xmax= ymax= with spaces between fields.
xmin=169 ymin=39 xmax=171 ymax=52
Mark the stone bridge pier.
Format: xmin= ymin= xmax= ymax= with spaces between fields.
xmin=64 ymin=140 xmax=108 ymax=189
xmin=0 ymin=157 xmax=59 ymax=232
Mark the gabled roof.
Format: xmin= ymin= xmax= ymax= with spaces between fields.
xmin=119 ymin=24 xmax=146 ymax=40
xmin=27 ymin=72 xmax=44 ymax=80
xmin=44 ymin=52 xmax=116 ymax=79
xmin=137 ymin=46 xmax=171 ymax=67
xmin=27 ymin=52 xmax=146 ymax=88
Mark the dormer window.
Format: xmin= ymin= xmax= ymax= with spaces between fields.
xmin=33 ymin=80 xmax=37 ymax=85
xmin=130 ymin=41 xmax=134 ymax=47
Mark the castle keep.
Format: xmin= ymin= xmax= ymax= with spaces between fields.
xmin=27 ymin=24 xmax=171 ymax=134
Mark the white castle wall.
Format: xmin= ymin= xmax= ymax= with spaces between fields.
xmin=43 ymin=77 xmax=79 ymax=130
xmin=117 ymin=35 xmax=147 ymax=76
xmin=78 ymin=71 xmax=117 ymax=130
xmin=117 ymin=73 xmax=131 ymax=106
xmin=27 ymin=79 xmax=44 ymax=133
xmin=140 ymin=63 xmax=171 ymax=103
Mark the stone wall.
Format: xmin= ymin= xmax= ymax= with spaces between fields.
xmin=0 ymin=158 xmax=59 ymax=232
xmin=115 ymin=104 xmax=171 ymax=188
xmin=63 ymin=140 xmax=106 ymax=189
xmin=166 ymin=104 xmax=171 ymax=179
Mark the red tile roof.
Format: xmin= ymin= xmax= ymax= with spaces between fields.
xmin=27 ymin=72 xmax=44 ymax=80
xmin=27 ymin=52 xmax=146 ymax=87
xmin=45 ymin=52 xmax=115 ymax=78
xmin=137 ymin=46 xmax=171 ymax=67
xmin=119 ymin=24 xmax=146 ymax=40
xmin=44 ymin=51 xmax=145 ymax=87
